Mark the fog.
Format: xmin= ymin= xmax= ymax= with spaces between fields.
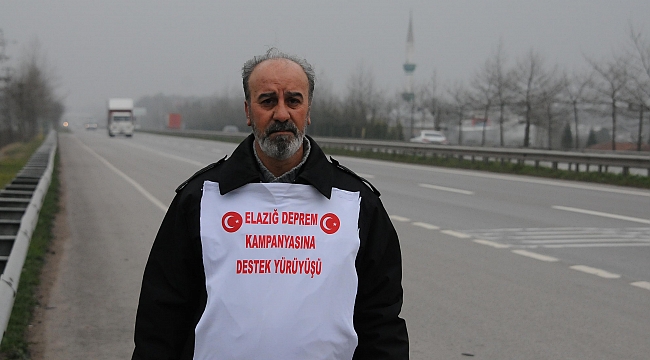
xmin=2 ymin=0 xmax=649 ymax=121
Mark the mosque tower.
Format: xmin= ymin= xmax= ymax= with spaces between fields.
xmin=402 ymin=12 xmax=416 ymax=137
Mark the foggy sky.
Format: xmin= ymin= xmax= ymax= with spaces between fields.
xmin=2 ymin=0 xmax=650 ymax=121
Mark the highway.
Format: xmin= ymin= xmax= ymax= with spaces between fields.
xmin=43 ymin=128 xmax=649 ymax=359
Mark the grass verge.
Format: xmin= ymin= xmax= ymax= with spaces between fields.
xmin=0 ymin=145 xmax=59 ymax=359
xmin=0 ymin=137 xmax=44 ymax=190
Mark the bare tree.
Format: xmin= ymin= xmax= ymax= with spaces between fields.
xmin=470 ymin=59 xmax=494 ymax=146
xmin=561 ymin=71 xmax=593 ymax=149
xmin=538 ymin=77 xmax=566 ymax=149
xmin=4 ymin=39 xmax=64 ymax=141
xmin=512 ymin=50 xmax=557 ymax=147
xmin=0 ymin=29 xmax=13 ymax=146
xmin=446 ymin=82 xmax=471 ymax=145
xmin=343 ymin=63 xmax=386 ymax=138
xmin=627 ymin=25 xmax=650 ymax=149
xmin=418 ymin=72 xmax=440 ymax=130
xmin=309 ymin=72 xmax=344 ymax=137
xmin=587 ymin=54 xmax=631 ymax=151
xmin=487 ymin=40 xmax=515 ymax=146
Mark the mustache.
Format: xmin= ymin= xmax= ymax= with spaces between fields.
xmin=265 ymin=121 xmax=298 ymax=136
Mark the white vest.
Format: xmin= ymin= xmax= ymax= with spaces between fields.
xmin=196 ymin=181 xmax=361 ymax=359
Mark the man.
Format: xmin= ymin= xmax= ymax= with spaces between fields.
xmin=132 ymin=48 xmax=408 ymax=359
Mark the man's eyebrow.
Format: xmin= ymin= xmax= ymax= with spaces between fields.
xmin=285 ymin=91 xmax=304 ymax=99
xmin=257 ymin=92 xmax=277 ymax=100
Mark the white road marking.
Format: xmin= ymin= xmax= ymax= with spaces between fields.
xmin=441 ymin=230 xmax=471 ymax=238
xmin=570 ymin=265 xmax=621 ymax=279
xmin=631 ymin=281 xmax=650 ymax=290
xmin=473 ymin=239 xmax=510 ymax=248
xmin=340 ymin=157 xmax=650 ymax=197
xmin=522 ymin=238 xmax=638 ymax=244
xmin=511 ymin=250 xmax=559 ymax=262
xmin=75 ymin=138 xmax=168 ymax=212
xmin=412 ymin=222 xmax=440 ymax=230
xmin=553 ymin=206 xmax=650 ymax=225
xmin=389 ymin=215 xmax=411 ymax=222
xmin=542 ymin=243 xmax=650 ymax=248
xmin=419 ymin=183 xmax=474 ymax=195
xmin=518 ymin=234 xmax=631 ymax=240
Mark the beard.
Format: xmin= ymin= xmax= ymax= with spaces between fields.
xmin=252 ymin=119 xmax=306 ymax=160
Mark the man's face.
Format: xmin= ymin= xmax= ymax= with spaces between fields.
xmin=245 ymin=59 xmax=311 ymax=160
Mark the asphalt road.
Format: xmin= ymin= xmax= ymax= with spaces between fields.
xmin=43 ymin=129 xmax=649 ymax=359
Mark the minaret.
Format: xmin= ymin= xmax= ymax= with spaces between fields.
xmin=402 ymin=12 xmax=416 ymax=137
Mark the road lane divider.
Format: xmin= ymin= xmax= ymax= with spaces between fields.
xmin=419 ymin=183 xmax=474 ymax=195
xmin=389 ymin=215 xmax=411 ymax=222
xmin=380 ymin=216 xmax=650 ymax=290
xmin=630 ymin=281 xmax=650 ymax=291
xmin=511 ymin=250 xmax=559 ymax=262
xmin=553 ymin=206 xmax=650 ymax=225
xmin=473 ymin=239 xmax=510 ymax=248
xmin=441 ymin=230 xmax=471 ymax=238
xmin=570 ymin=265 xmax=621 ymax=279
xmin=412 ymin=222 xmax=440 ymax=230
xmin=75 ymin=137 xmax=168 ymax=212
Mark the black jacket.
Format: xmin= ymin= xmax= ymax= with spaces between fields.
xmin=132 ymin=135 xmax=408 ymax=359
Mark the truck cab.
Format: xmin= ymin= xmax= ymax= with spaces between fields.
xmin=107 ymin=98 xmax=135 ymax=137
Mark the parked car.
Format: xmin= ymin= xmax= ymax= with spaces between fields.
xmin=409 ymin=130 xmax=448 ymax=144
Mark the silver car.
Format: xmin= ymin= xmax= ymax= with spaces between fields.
xmin=409 ymin=130 xmax=448 ymax=144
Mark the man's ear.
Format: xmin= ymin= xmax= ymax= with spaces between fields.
xmin=244 ymin=101 xmax=251 ymax=126
xmin=307 ymin=107 xmax=311 ymax=125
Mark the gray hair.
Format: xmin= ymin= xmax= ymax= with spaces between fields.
xmin=242 ymin=48 xmax=315 ymax=105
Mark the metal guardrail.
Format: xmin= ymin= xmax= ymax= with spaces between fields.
xmin=0 ymin=130 xmax=57 ymax=342
xmin=144 ymin=129 xmax=650 ymax=177
xmin=315 ymin=137 xmax=650 ymax=176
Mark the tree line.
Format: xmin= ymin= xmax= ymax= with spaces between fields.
xmin=141 ymin=26 xmax=650 ymax=151
xmin=0 ymin=31 xmax=64 ymax=148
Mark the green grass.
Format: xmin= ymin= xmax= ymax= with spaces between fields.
xmin=0 ymin=140 xmax=58 ymax=360
xmin=322 ymin=147 xmax=650 ymax=189
xmin=0 ymin=137 xmax=44 ymax=190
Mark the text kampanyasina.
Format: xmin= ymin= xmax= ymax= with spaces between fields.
xmin=245 ymin=234 xmax=316 ymax=249
xmin=244 ymin=210 xmax=319 ymax=226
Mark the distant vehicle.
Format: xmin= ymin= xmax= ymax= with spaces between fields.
xmin=167 ymin=113 xmax=182 ymax=129
xmin=222 ymin=125 xmax=239 ymax=133
xmin=107 ymin=98 xmax=135 ymax=137
xmin=410 ymin=130 xmax=448 ymax=144
xmin=85 ymin=122 xmax=98 ymax=130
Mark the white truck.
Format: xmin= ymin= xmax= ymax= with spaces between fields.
xmin=107 ymin=98 xmax=135 ymax=137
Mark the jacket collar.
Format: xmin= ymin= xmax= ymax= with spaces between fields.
xmin=217 ymin=134 xmax=333 ymax=199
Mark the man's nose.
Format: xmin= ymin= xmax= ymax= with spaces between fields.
xmin=273 ymin=100 xmax=290 ymax=122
